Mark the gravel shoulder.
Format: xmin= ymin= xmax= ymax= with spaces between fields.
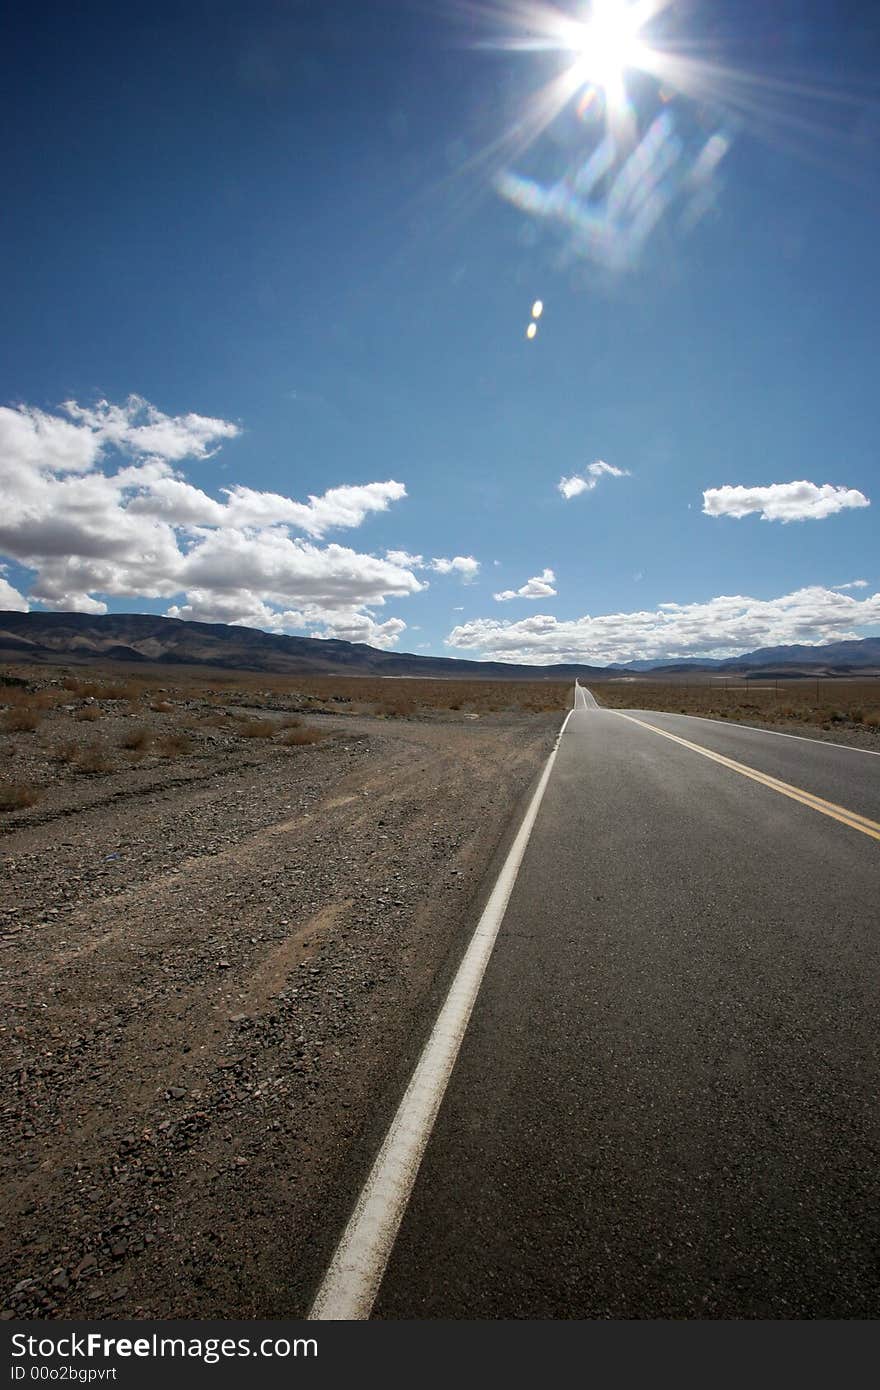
xmin=1 ymin=704 xmax=559 ymax=1319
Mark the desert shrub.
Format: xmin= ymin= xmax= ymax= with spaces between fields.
xmin=0 ymin=687 xmax=29 ymax=707
xmin=120 ymin=726 xmax=151 ymax=751
xmin=2 ymin=708 xmax=40 ymax=733
xmin=74 ymin=705 xmax=102 ymax=722
xmin=0 ymin=781 xmax=39 ymax=811
xmin=237 ymin=719 xmax=277 ymax=739
xmin=104 ymin=682 xmax=140 ymax=700
xmin=2 ymin=687 xmax=60 ymax=711
xmin=384 ymin=701 xmax=416 ymax=717
xmin=155 ymin=733 xmax=193 ymax=757
xmin=63 ymin=677 xmax=141 ymax=699
xmin=281 ymin=728 xmax=330 ymax=746
xmin=65 ymin=680 xmax=104 ymax=698
xmin=75 ymin=748 xmax=114 ymax=775
xmin=864 ymin=711 xmax=880 ymax=729
xmin=196 ymin=708 xmax=230 ymax=726
xmin=51 ymin=739 xmax=79 ymax=764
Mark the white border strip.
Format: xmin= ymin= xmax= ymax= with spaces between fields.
xmin=309 ymin=704 xmax=576 ymax=1320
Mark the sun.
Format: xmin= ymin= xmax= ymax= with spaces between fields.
xmin=562 ymin=1 xmax=652 ymax=110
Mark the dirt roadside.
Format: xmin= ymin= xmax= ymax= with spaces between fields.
xmin=1 ymin=708 xmax=560 ymax=1319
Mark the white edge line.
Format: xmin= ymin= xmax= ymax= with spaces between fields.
xmin=622 ymin=709 xmax=880 ymax=757
xmin=309 ymin=702 xmax=577 ymax=1320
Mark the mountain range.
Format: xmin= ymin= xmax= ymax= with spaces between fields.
xmin=1 ymin=611 xmax=879 ymax=679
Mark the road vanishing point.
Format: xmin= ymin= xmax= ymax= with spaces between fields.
xmin=313 ymin=684 xmax=879 ymax=1319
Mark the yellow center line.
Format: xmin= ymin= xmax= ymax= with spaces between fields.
xmin=615 ymin=712 xmax=880 ymax=844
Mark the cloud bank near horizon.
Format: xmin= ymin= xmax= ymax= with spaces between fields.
xmin=447 ymin=586 xmax=880 ymax=665
xmin=0 ymin=396 xmax=423 ymax=647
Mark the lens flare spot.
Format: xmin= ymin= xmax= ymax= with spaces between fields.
xmin=531 ymin=299 xmax=544 ymax=319
xmin=577 ymin=86 xmax=600 ymax=121
xmin=526 ymin=321 xmax=538 ymax=339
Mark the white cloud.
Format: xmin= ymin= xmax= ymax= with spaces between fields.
xmin=179 ymin=531 xmax=420 ymax=609
xmin=0 ymin=404 xmax=101 ymax=475
xmin=430 ymin=555 xmax=480 ymax=581
xmin=314 ymin=613 xmax=407 ymax=649
xmin=833 ymin=579 xmax=868 ymax=591
xmin=558 ymin=460 xmax=629 ymax=500
xmin=387 ymin=552 xmax=481 ymax=583
xmin=0 ymin=574 xmax=28 ymax=611
xmin=38 ymin=590 xmax=108 ymax=615
xmin=447 ymin=586 xmax=880 ymax=665
xmin=223 ymin=480 xmax=406 ymax=537
xmin=0 ymin=396 xmax=420 ymax=639
xmin=166 ymin=592 xmax=308 ymax=630
xmin=61 ymin=395 xmax=240 ymax=462
xmin=385 ymin=549 xmax=424 ymax=568
xmin=494 ymin=568 xmax=557 ymax=602
xmin=165 ymin=594 xmax=409 ymax=648
xmin=702 ymin=481 xmax=870 ymax=523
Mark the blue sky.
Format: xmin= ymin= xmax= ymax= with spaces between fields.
xmin=1 ymin=0 xmax=878 ymax=664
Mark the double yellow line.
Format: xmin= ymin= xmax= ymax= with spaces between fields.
xmin=615 ymin=712 xmax=880 ymax=843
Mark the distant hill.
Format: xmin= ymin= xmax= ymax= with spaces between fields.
xmin=0 ymin=610 xmax=610 ymax=680
xmin=719 ymin=638 xmax=880 ymax=671
xmin=1 ymin=611 xmax=878 ymax=680
xmin=645 ymin=638 xmax=880 ymax=677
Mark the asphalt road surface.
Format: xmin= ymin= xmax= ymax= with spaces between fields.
xmin=367 ymin=690 xmax=879 ymax=1318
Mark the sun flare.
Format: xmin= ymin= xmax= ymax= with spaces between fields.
xmin=562 ymin=0 xmax=652 ymax=109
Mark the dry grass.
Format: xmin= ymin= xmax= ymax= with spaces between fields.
xmin=74 ymin=706 xmax=102 ymax=722
xmin=155 ymin=733 xmax=193 ymax=757
xmin=5 ymin=662 xmax=571 ymax=719
xmin=63 ymin=677 xmax=143 ymax=701
xmin=237 ymin=719 xmax=277 ymax=739
xmin=1 ymin=686 xmax=64 ymax=711
xmin=2 ymin=708 xmax=41 ymax=733
xmin=196 ymin=709 xmax=233 ymax=728
xmin=50 ymin=739 xmax=79 ymax=765
xmin=593 ymin=678 xmax=880 ymax=734
xmin=74 ymin=747 xmax=115 ymax=776
xmin=271 ymin=676 xmax=569 ymax=717
xmin=120 ymin=726 xmax=151 ymax=751
xmin=0 ymin=781 xmax=39 ymax=811
xmin=280 ymin=728 xmax=332 ymax=747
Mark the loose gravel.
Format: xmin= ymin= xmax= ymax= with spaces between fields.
xmin=1 ymin=694 xmax=559 ymax=1319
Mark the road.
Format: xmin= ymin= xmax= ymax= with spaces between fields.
xmin=327 ymin=686 xmax=880 ymax=1318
